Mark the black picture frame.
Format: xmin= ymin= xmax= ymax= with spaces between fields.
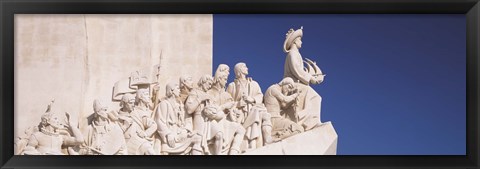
xmin=1 ymin=0 xmax=478 ymax=169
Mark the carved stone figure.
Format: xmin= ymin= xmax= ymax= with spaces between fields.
xmin=264 ymin=77 xmax=305 ymax=141
xmin=205 ymin=64 xmax=246 ymax=155
xmin=124 ymin=88 xmax=158 ymax=155
xmin=156 ymin=82 xmax=202 ymax=155
xmin=185 ymin=75 xmax=214 ymax=137
xmin=226 ymin=62 xmax=272 ymax=149
xmin=179 ymin=75 xmax=195 ymax=131
xmin=116 ymin=94 xmax=136 ymax=133
xmin=22 ymin=100 xmax=84 ymax=155
xmin=283 ymin=27 xmax=325 ymax=131
xmin=81 ymin=100 xmax=127 ymax=155
xmin=185 ymin=74 xmax=231 ymax=155
xmin=179 ymin=75 xmax=195 ymax=104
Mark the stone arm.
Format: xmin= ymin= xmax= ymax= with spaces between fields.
xmin=272 ymin=88 xmax=298 ymax=108
xmin=22 ymin=134 xmax=39 ymax=154
xmin=226 ymin=83 xmax=236 ymax=100
xmin=249 ymin=81 xmax=264 ymax=104
xmin=204 ymin=105 xmax=225 ymax=121
xmin=107 ymin=110 xmax=120 ymax=121
xmin=185 ymin=93 xmax=203 ymax=115
xmin=287 ymin=52 xmax=312 ymax=85
xmin=142 ymin=116 xmax=158 ymax=137
xmin=218 ymin=92 xmax=235 ymax=113
xmin=63 ymin=125 xmax=84 ymax=146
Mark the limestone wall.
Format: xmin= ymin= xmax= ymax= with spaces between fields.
xmin=14 ymin=14 xmax=213 ymax=138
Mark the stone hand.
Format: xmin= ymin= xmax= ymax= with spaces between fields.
xmin=64 ymin=112 xmax=74 ymax=128
xmin=138 ymin=131 xmax=147 ymax=138
xmin=243 ymin=96 xmax=255 ymax=104
xmin=166 ymin=134 xmax=175 ymax=148
xmin=223 ymin=101 xmax=236 ymax=110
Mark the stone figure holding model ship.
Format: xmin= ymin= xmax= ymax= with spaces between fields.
xmin=282 ymin=26 xmax=327 ymax=131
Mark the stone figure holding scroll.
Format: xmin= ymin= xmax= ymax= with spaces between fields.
xmin=226 ymin=62 xmax=273 ymax=149
xmin=283 ymin=26 xmax=325 ymax=131
xmin=22 ymin=100 xmax=84 ymax=155
xmin=156 ymin=82 xmax=202 ymax=155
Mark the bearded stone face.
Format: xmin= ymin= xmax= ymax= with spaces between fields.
xmin=186 ymin=78 xmax=194 ymax=90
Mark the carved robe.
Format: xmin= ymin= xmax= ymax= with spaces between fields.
xmin=284 ymin=49 xmax=312 ymax=85
xmin=84 ymin=120 xmax=127 ymax=155
xmin=156 ymin=99 xmax=198 ymax=154
xmin=207 ymin=86 xmax=245 ymax=154
xmin=22 ymin=132 xmax=65 ymax=155
xmin=124 ymin=107 xmax=157 ymax=155
xmin=227 ymin=78 xmax=271 ymax=141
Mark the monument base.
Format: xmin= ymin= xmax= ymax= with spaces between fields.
xmin=242 ymin=121 xmax=337 ymax=155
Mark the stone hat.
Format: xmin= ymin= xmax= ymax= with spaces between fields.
xmin=283 ymin=26 xmax=303 ymax=53
xmin=93 ymin=99 xmax=108 ymax=118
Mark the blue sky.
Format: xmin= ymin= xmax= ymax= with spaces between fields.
xmin=213 ymin=14 xmax=466 ymax=155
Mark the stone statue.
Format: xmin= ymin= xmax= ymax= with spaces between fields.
xmin=156 ymin=82 xmax=202 ymax=155
xmin=264 ymin=77 xmax=305 ymax=141
xmin=116 ymin=94 xmax=136 ymax=133
xmin=185 ymin=75 xmax=213 ymax=136
xmin=226 ymin=62 xmax=272 ymax=149
xmin=81 ymin=99 xmax=128 ymax=155
xmin=179 ymin=75 xmax=195 ymax=104
xmin=22 ymin=100 xmax=84 ymax=155
xmin=283 ymin=26 xmax=325 ymax=85
xmin=184 ymin=74 xmax=224 ymax=155
xmin=205 ymin=64 xmax=246 ymax=155
xmin=123 ymin=88 xmax=158 ymax=155
xmin=179 ymin=75 xmax=195 ymax=131
xmin=283 ymin=26 xmax=326 ymax=131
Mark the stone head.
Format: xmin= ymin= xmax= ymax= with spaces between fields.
xmin=197 ymin=74 xmax=213 ymax=92
xmin=93 ymin=99 xmax=108 ymax=119
xmin=166 ymin=82 xmax=180 ymax=98
xmin=179 ymin=75 xmax=194 ymax=91
xmin=40 ymin=111 xmax=63 ymax=130
xmin=234 ymin=62 xmax=248 ymax=78
xmin=214 ymin=64 xmax=230 ymax=88
xmin=279 ymin=77 xmax=295 ymax=94
xmin=135 ymin=88 xmax=151 ymax=105
xmin=120 ymin=93 xmax=135 ymax=112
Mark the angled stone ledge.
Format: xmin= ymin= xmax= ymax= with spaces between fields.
xmin=243 ymin=121 xmax=337 ymax=155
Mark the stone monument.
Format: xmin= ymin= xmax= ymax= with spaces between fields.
xmin=15 ymin=21 xmax=337 ymax=155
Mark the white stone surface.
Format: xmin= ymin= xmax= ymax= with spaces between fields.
xmin=14 ymin=14 xmax=213 ymax=140
xmin=242 ymin=122 xmax=337 ymax=155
